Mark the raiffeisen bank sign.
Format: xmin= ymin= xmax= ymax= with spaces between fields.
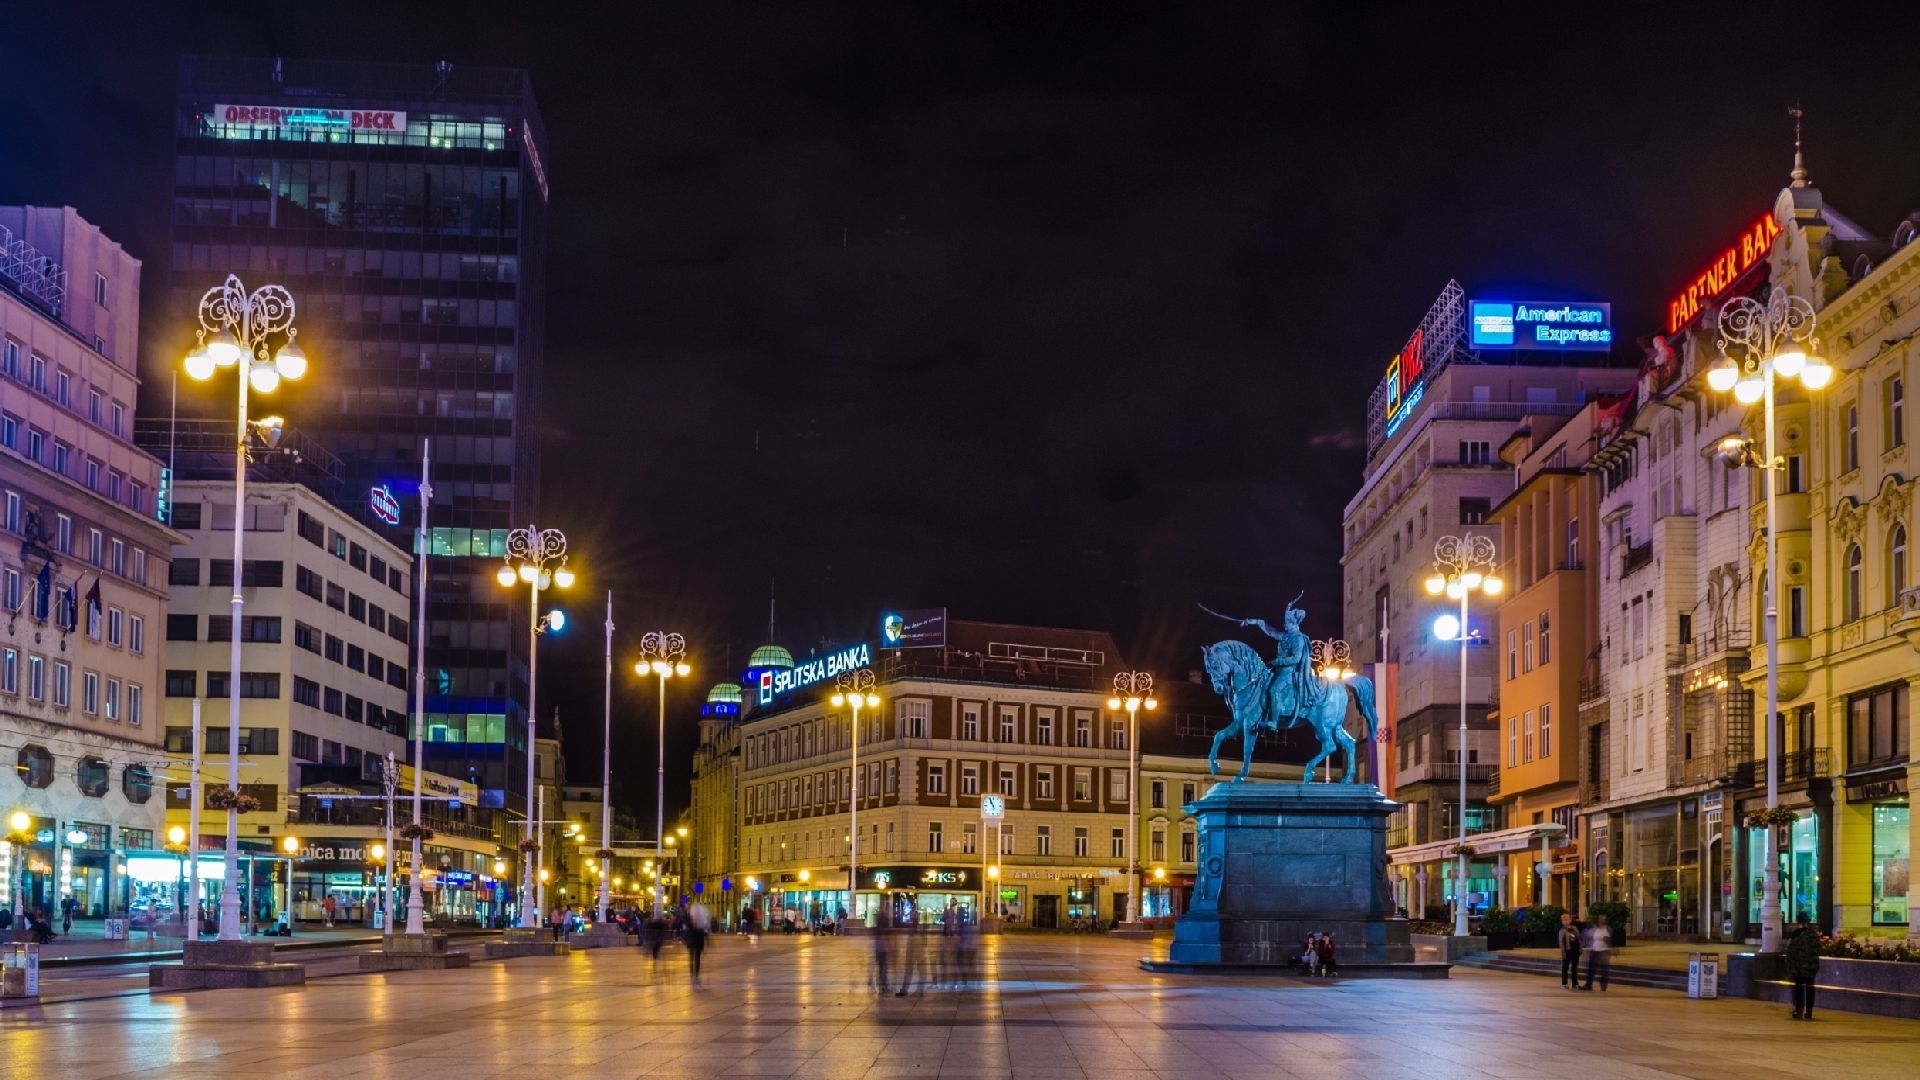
xmin=758 ymin=641 xmax=874 ymax=705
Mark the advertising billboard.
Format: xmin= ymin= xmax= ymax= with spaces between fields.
xmin=881 ymin=608 xmax=947 ymax=648
xmin=1469 ymin=301 xmax=1613 ymax=350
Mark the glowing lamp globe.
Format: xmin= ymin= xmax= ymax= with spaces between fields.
xmin=553 ymin=566 xmax=575 ymax=588
xmin=1144 ymin=697 xmax=1158 ymax=710
xmin=185 ymin=344 xmax=217 ymax=381
xmin=1434 ymin=613 xmax=1462 ymax=641
xmin=518 ymin=563 xmax=538 ymax=584
xmin=282 ymin=835 xmax=301 ymax=854
xmin=543 ymin=609 xmax=567 ymax=633
xmin=1706 ymin=362 xmax=1738 ymax=393
xmin=1425 ymin=574 xmax=1447 ymax=595
xmin=205 ymin=328 xmax=243 ymax=366
xmin=831 ymin=692 xmax=846 ymax=706
xmin=1107 ymin=697 xmax=1122 ymax=710
xmin=675 ymin=662 xmax=690 ymax=677
xmin=1482 ymin=576 xmax=1503 ymax=596
xmin=496 ymin=565 xmax=517 ymax=587
xmin=1461 ymin=571 xmax=1484 ymax=590
xmin=248 ymin=361 xmax=280 ymax=394
xmin=370 ymin=843 xmax=385 ymax=861
xmin=865 ymin=693 xmax=880 ymax=707
xmin=1771 ymin=342 xmax=1807 ymax=378
xmin=1800 ymin=359 xmax=1833 ymax=389
xmin=274 ymin=339 xmax=308 ymax=380
xmin=493 ymin=859 xmax=508 ymax=875
xmin=166 ymin=824 xmax=187 ymax=845
xmin=1734 ymin=376 xmax=1765 ymax=404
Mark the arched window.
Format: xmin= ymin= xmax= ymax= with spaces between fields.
xmin=1891 ymin=524 xmax=1909 ymax=610
xmin=1845 ymin=544 xmax=1864 ymax=622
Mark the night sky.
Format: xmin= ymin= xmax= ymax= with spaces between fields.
xmin=10 ymin=3 xmax=1920 ymax=820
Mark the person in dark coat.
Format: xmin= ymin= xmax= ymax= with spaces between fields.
xmin=1315 ymin=932 xmax=1338 ymax=977
xmin=1557 ymin=913 xmax=1582 ymax=989
xmin=1786 ymin=924 xmax=1822 ymax=1019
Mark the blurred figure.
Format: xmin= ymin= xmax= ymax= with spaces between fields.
xmin=646 ymin=910 xmax=669 ymax=960
xmin=871 ymin=904 xmax=893 ymax=993
xmin=685 ymin=901 xmax=711 ymax=982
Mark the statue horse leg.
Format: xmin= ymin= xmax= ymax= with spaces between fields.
xmin=1335 ymin=722 xmax=1359 ymax=783
xmin=1237 ymin=719 xmax=1256 ymax=782
xmin=1208 ymin=719 xmax=1235 ymax=777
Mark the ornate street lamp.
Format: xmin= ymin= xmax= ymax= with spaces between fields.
xmin=497 ymin=525 xmax=573 ymax=928
xmin=1707 ymin=284 xmax=1829 ymax=954
xmin=184 ymin=274 xmax=307 ymax=941
xmin=1425 ymin=533 xmax=1502 ymax=937
xmin=1108 ymin=671 xmax=1158 ymax=928
xmin=635 ymin=632 xmax=689 ymax=917
xmin=831 ymin=668 xmax=880 ymax=924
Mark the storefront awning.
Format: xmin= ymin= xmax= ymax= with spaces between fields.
xmin=1389 ymin=823 xmax=1566 ymax=866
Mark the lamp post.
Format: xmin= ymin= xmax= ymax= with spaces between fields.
xmin=1706 ymin=283 xmax=1830 ymax=953
xmin=832 ymin=668 xmax=880 ymax=924
xmin=635 ymin=632 xmax=689 ymax=917
xmin=496 ymin=525 xmax=574 ymax=929
xmin=184 ymin=274 xmax=307 ymax=941
xmin=1424 ymin=533 xmax=1502 ymax=937
xmin=598 ymin=592 xmax=614 ymax=926
xmin=403 ymin=442 xmax=435 ymax=937
xmin=164 ymin=823 xmax=188 ymax=934
xmin=1107 ymin=671 xmax=1157 ymax=928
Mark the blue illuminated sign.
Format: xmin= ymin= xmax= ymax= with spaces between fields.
xmin=758 ymin=641 xmax=874 ymax=705
xmin=1470 ymin=301 xmax=1612 ymax=350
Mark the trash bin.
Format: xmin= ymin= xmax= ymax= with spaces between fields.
xmin=2 ymin=943 xmax=40 ymax=999
xmin=1687 ymin=952 xmax=1719 ymax=999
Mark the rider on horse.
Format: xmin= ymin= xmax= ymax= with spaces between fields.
xmin=1240 ymin=595 xmax=1321 ymax=728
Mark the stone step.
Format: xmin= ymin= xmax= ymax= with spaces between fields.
xmin=1457 ymin=952 xmax=1689 ymax=991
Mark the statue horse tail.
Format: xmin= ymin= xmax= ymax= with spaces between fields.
xmin=1346 ymin=673 xmax=1379 ymax=744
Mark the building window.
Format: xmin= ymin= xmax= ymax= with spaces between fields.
xmin=123 ymin=765 xmax=154 ymax=804
xmin=927 ymin=762 xmax=947 ymax=795
xmin=1540 ymin=704 xmax=1552 ymax=757
xmin=928 ymin=821 xmax=943 ymax=853
xmin=999 ymin=766 xmax=1017 ymax=797
xmin=1000 ymin=826 xmax=1015 ymax=856
xmin=1846 ymin=683 xmax=1909 ymax=769
xmin=1110 ymin=717 xmax=1127 ymax=749
xmin=1460 ymin=497 xmax=1491 ymax=525
xmin=960 ymin=705 xmax=980 ymax=741
xmin=166 ymin=670 xmax=196 ymax=697
xmin=1109 ymin=769 xmax=1127 ymax=802
xmin=1181 ymin=827 xmax=1196 ymax=863
xmin=1150 ymin=779 xmax=1165 ymax=809
xmin=1788 ymin=586 xmax=1807 ymax=637
xmin=1507 ymin=630 xmax=1518 ymax=680
xmin=1844 ymin=403 xmax=1860 ymax=472
xmin=1887 ymin=375 xmax=1907 ymax=449
xmin=1036 ymin=710 xmax=1055 ymax=746
xmin=52 ymin=661 xmax=69 ymax=707
xmin=1538 ymin=610 xmax=1551 ymax=664
xmin=1110 ymin=827 xmax=1124 ymax=859
xmin=0 ymin=648 xmax=15 ymax=694
xmin=1522 ymin=709 xmax=1535 ymax=762
xmin=1073 ymin=827 xmax=1089 ymax=858
xmin=26 ymin=655 xmax=43 ymax=700
xmin=83 ymin=671 xmax=99 ymax=714
xmin=1846 ymin=544 xmax=1864 ymax=622
xmin=17 ymin=745 xmax=52 ymax=788
xmin=1182 ymin=780 xmax=1197 ymax=806
xmin=1073 ymin=767 xmax=1092 ymax=802
xmin=1522 ymin=620 xmax=1534 ymax=672
xmin=1036 ymin=825 xmax=1052 ymax=856
xmin=104 ymin=678 xmax=119 ymax=720
xmin=1891 ymin=524 xmax=1908 ymax=610
xmin=998 ymin=709 xmax=1017 ymax=742
xmin=1459 ymin=440 xmax=1492 ymax=465
xmin=1151 ymin=827 xmax=1166 ymax=863
xmin=960 ymin=763 xmax=979 ymax=795
xmin=1036 ymin=767 xmax=1054 ymax=800
xmin=1508 ymin=716 xmax=1519 ymax=767
xmin=961 ymin=822 xmax=977 ymax=855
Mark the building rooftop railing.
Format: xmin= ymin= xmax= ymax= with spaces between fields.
xmin=879 ymin=655 xmax=1100 ymax=692
xmin=135 ymin=417 xmax=346 ymax=500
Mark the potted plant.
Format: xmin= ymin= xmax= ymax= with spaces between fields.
xmin=1478 ymin=907 xmax=1521 ymax=950
xmin=206 ymin=788 xmax=262 ymax=814
xmin=399 ymin=823 xmax=435 ymax=842
xmin=594 ymin=847 xmax=616 ymax=861
xmin=1523 ymin=904 xmax=1567 ymax=948
xmin=1745 ymin=806 xmax=1799 ymax=830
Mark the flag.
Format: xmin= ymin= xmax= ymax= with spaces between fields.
xmin=34 ymin=562 xmax=52 ymax=622
xmin=85 ymin=575 xmax=102 ymax=617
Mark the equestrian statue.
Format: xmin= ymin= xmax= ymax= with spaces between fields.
xmin=1199 ymin=594 xmax=1381 ymax=784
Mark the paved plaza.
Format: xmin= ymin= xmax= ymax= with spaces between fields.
xmin=4 ymin=934 xmax=1915 ymax=1079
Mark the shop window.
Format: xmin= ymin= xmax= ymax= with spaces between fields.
xmin=17 ymin=744 xmax=52 ymax=788
xmin=1871 ymin=804 xmax=1910 ymax=926
xmin=122 ymin=765 xmax=154 ymax=804
xmin=1847 ymin=683 xmax=1909 ymax=769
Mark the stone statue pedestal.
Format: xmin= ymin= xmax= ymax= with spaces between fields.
xmin=359 ymin=931 xmax=472 ymax=970
xmin=150 ymin=940 xmax=307 ymax=989
xmin=1148 ymin=783 xmax=1430 ymax=973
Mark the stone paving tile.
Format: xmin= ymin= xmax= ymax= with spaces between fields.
xmin=5 ymin=933 xmax=1916 ymax=1079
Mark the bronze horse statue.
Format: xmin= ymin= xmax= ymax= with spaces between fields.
xmin=1201 ymin=638 xmax=1381 ymax=783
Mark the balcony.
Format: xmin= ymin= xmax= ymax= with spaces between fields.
xmin=1578 ymin=653 xmax=1606 ymax=704
xmin=1485 ymin=769 xmax=1502 ymax=798
xmin=1403 ymin=762 xmax=1494 ymax=786
xmin=879 ymin=656 xmax=1099 ymax=692
xmin=1669 ymin=633 xmax=1753 ymax=672
xmin=1730 ymin=748 xmax=1829 ymax=790
xmin=1621 ymin=541 xmax=1654 ymax=577
xmin=1671 ymin=750 xmax=1733 ymax=788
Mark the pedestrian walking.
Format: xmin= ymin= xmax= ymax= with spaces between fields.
xmin=1787 ymin=924 xmax=1822 ymax=1019
xmin=871 ymin=905 xmax=893 ymax=993
xmin=1557 ymin=913 xmax=1581 ymax=989
xmin=1581 ymin=919 xmax=1612 ymax=991
xmin=646 ymin=911 xmax=668 ymax=960
xmin=322 ymin=893 xmax=337 ymax=927
xmin=60 ymin=894 xmax=75 ymax=935
xmin=685 ymin=901 xmax=711 ymax=982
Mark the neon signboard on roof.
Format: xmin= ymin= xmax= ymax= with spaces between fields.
xmin=1667 ymin=213 xmax=1780 ymax=333
xmin=1469 ymin=301 xmax=1613 ymax=350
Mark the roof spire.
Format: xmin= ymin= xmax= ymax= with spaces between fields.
xmin=1789 ymin=104 xmax=1808 ymax=189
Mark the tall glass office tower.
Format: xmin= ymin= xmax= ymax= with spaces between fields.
xmin=162 ymin=56 xmax=549 ymax=813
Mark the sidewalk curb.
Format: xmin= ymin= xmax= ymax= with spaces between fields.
xmin=40 ymin=928 xmax=500 ymax=968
